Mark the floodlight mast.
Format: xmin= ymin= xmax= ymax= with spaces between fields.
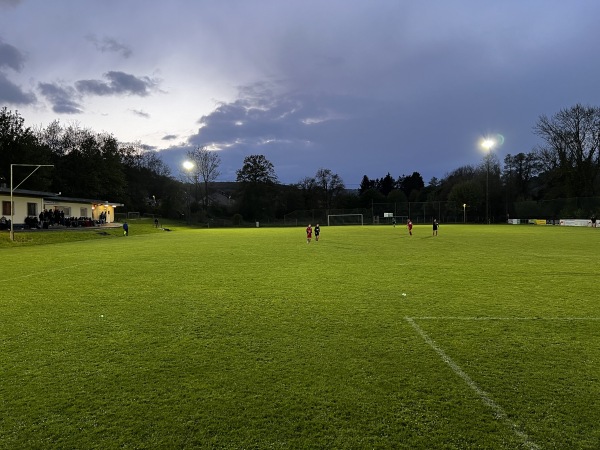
xmin=480 ymin=139 xmax=495 ymax=225
xmin=10 ymin=164 xmax=54 ymax=241
xmin=183 ymin=161 xmax=195 ymax=223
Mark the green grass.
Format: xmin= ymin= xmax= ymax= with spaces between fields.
xmin=1 ymin=224 xmax=599 ymax=449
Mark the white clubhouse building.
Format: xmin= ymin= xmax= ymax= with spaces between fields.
xmin=0 ymin=187 xmax=123 ymax=226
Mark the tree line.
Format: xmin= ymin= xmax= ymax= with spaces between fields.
xmin=2 ymin=103 xmax=600 ymax=223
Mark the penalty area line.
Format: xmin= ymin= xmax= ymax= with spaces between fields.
xmin=405 ymin=317 xmax=540 ymax=450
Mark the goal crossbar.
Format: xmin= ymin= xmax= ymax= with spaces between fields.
xmin=327 ymin=214 xmax=364 ymax=226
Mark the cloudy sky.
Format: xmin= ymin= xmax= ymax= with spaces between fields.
xmin=2 ymin=0 xmax=600 ymax=187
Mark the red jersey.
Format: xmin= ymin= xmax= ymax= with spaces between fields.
xmin=306 ymin=226 xmax=312 ymax=238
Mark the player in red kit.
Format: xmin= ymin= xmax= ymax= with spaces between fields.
xmin=306 ymin=224 xmax=313 ymax=243
xmin=407 ymin=219 xmax=413 ymax=236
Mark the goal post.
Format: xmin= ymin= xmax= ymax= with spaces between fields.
xmin=327 ymin=214 xmax=364 ymax=226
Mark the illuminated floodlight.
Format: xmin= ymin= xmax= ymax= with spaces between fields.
xmin=480 ymin=138 xmax=495 ymax=152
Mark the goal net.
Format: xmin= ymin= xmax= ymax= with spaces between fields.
xmin=327 ymin=214 xmax=364 ymax=226
xmin=392 ymin=215 xmax=408 ymax=224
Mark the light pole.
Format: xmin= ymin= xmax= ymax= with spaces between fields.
xmin=481 ymin=139 xmax=495 ymax=224
xmin=183 ymin=161 xmax=194 ymax=223
xmin=10 ymin=164 xmax=54 ymax=241
xmin=463 ymin=203 xmax=467 ymax=223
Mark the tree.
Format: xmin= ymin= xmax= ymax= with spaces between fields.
xmin=503 ymin=152 xmax=539 ymax=201
xmin=534 ymin=104 xmax=600 ymax=197
xmin=380 ymin=172 xmax=395 ymax=196
xmin=119 ymin=141 xmax=174 ymax=214
xmin=236 ymin=154 xmax=277 ymax=184
xmin=399 ymin=172 xmax=424 ymax=197
xmin=359 ymin=175 xmax=374 ymax=195
xmin=186 ymin=146 xmax=221 ymax=209
xmin=359 ymin=188 xmax=386 ymax=208
xmin=387 ymin=189 xmax=407 ymax=204
xmin=235 ymin=155 xmax=278 ymax=220
xmin=447 ymin=180 xmax=484 ymax=219
xmin=37 ymin=123 xmax=127 ymax=201
xmin=297 ymin=176 xmax=318 ymax=210
xmin=315 ymin=168 xmax=345 ymax=210
xmin=0 ymin=108 xmax=52 ymax=191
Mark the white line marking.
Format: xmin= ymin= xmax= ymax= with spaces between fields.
xmin=405 ymin=317 xmax=540 ymax=450
xmin=410 ymin=316 xmax=600 ymax=321
xmin=0 ymin=261 xmax=96 ymax=283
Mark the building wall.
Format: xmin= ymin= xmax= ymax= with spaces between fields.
xmin=43 ymin=199 xmax=94 ymax=219
xmin=0 ymin=195 xmax=119 ymax=225
xmin=0 ymin=194 xmax=44 ymax=224
xmin=92 ymin=203 xmax=117 ymax=223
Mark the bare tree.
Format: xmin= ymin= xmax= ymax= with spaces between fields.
xmin=187 ymin=146 xmax=221 ymax=209
xmin=297 ymin=176 xmax=318 ymax=209
xmin=534 ymin=104 xmax=600 ymax=196
xmin=315 ymin=168 xmax=345 ymax=211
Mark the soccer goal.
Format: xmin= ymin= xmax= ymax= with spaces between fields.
xmin=327 ymin=214 xmax=364 ymax=226
xmin=127 ymin=212 xmax=140 ymax=219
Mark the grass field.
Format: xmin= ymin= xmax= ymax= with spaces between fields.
xmin=1 ymin=223 xmax=599 ymax=449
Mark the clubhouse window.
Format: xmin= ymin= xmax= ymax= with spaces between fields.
xmin=27 ymin=202 xmax=37 ymax=216
xmin=54 ymin=206 xmax=71 ymax=217
xmin=2 ymin=201 xmax=12 ymax=215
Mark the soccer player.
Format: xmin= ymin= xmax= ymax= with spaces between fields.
xmin=433 ymin=219 xmax=438 ymax=236
xmin=314 ymin=223 xmax=320 ymax=241
xmin=306 ymin=224 xmax=312 ymax=243
xmin=407 ymin=219 xmax=413 ymax=236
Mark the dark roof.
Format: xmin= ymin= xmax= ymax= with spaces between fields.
xmin=0 ymin=187 xmax=57 ymax=197
xmin=0 ymin=187 xmax=123 ymax=206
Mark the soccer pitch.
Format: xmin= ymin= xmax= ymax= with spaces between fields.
xmin=1 ymin=224 xmax=599 ymax=449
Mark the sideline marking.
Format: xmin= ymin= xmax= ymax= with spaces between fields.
xmin=411 ymin=316 xmax=600 ymax=321
xmin=0 ymin=261 xmax=96 ymax=283
xmin=405 ymin=317 xmax=540 ymax=450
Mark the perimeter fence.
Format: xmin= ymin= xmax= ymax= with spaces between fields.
xmin=284 ymin=203 xmax=466 ymax=226
xmin=283 ymin=197 xmax=600 ymax=226
xmin=512 ymin=197 xmax=600 ymax=220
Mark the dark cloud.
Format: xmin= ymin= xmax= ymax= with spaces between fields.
xmin=0 ymin=39 xmax=36 ymax=105
xmin=162 ymin=134 xmax=178 ymax=141
xmin=38 ymin=82 xmax=83 ymax=114
xmin=0 ymin=71 xmax=36 ymax=104
xmin=130 ymin=109 xmax=150 ymax=118
xmin=0 ymin=40 xmax=25 ymax=71
xmin=86 ymin=35 xmax=132 ymax=58
xmin=185 ymin=83 xmax=379 ymax=183
xmin=76 ymin=71 xmax=157 ymax=97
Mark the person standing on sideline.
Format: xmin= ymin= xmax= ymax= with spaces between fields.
xmin=433 ymin=219 xmax=439 ymax=236
xmin=314 ymin=223 xmax=320 ymax=241
xmin=407 ymin=219 xmax=413 ymax=236
xmin=306 ymin=224 xmax=313 ymax=243
xmin=392 ymin=218 xmax=396 ymax=227
xmin=123 ymin=221 xmax=129 ymax=236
